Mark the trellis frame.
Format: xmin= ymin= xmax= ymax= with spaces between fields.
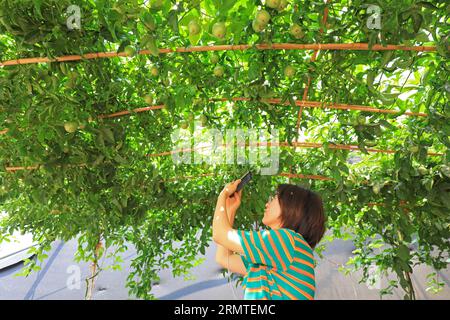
xmin=0 ymin=2 xmax=444 ymax=186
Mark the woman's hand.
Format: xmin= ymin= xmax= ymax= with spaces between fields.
xmin=220 ymin=179 xmax=241 ymax=198
xmin=226 ymin=189 xmax=242 ymax=215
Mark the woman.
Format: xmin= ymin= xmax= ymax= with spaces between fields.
xmin=212 ymin=179 xmax=326 ymax=300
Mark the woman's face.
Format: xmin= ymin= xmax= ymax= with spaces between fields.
xmin=262 ymin=194 xmax=282 ymax=228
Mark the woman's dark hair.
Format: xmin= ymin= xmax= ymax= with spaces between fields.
xmin=276 ymin=184 xmax=326 ymax=250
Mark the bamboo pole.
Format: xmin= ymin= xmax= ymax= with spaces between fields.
xmin=6 ymin=141 xmax=444 ymax=172
xmin=279 ymin=172 xmax=333 ymax=181
xmin=0 ymin=98 xmax=427 ymax=136
xmin=98 ymin=105 xmax=164 ymax=119
xmin=296 ymin=2 xmax=330 ymax=131
xmin=0 ymin=43 xmax=440 ymax=67
xmin=164 ymin=173 xmax=215 ymax=182
xmin=292 ymin=2 xmax=330 ymax=184
xmin=93 ymin=97 xmax=429 ymax=119
xmin=145 ymin=140 xmax=443 ymax=158
xmin=1 ymin=165 xmax=420 ymax=209
xmin=3 ymin=134 xmax=444 ymax=173
xmin=5 ymin=163 xmax=87 ymax=172
xmin=212 ymin=97 xmax=427 ymax=117
xmin=3 ymin=138 xmax=443 ymax=172
xmin=5 ymin=165 xmax=40 ymax=171
xmin=164 ymin=172 xmax=333 ymax=182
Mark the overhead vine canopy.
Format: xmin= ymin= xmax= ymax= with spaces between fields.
xmin=0 ymin=0 xmax=449 ymax=299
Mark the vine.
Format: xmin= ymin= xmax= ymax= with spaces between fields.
xmin=0 ymin=0 xmax=448 ymax=300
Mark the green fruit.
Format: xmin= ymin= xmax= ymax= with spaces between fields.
xmin=180 ymin=121 xmax=189 ymax=129
xmin=367 ymin=71 xmax=376 ymax=88
xmin=290 ymin=23 xmax=305 ymax=39
xmin=141 ymin=34 xmax=159 ymax=56
xmin=67 ymin=75 xmax=77 ymax=90
xmin=68 ymin=71 xmax=78 ymax=81
xmin=64 ymin=121 xmax=78 ymax=133
xmin=210 ymin=54 xmax=220 ymax=64
xmin=440 ymin=165 xmax=450 ymax=178
xmin=112 ymin=3 xmax=125 ymax=14
xmin=255 ymin=10 xmax=270 ymax=25
xmin=200 ymin=115 xmax=208 ymax=126
xmin=409 ymin=145 xmax=419 ymax=153
xmin=141 ymin=12 xmax=156 ymax=31
xmin=357 ymin=115 xmax=366 ymax=125
xmin=59 ymin=63 xmax=68 ymax=75
xmin=150 ymin=66 xmax=159 ymax=76
xmin=188 ymin=20 xmax=201 ymax=36
xmin=150 ymin=0 xmax=164 ymax=9
xmin=144 ymin=95 xmax=153 ymax=105
xmin=284 ymin=65 xmax=295 ymax=78
xmin=124 ymin=45 xmax=136 ymax=56
xmin=141 ymin=34 xmax=152 ymax=46
xmin=277 ymin=0 xmax=288 ymax=11
xmin=187 ymin=114 xmax=194 ymax=122
xmin=214 ymin=65 xmax=224 ymax=77
xmin=266 ymin=0 xmax=281 ymax=9
xmin=372 ymin=184 xmax=381 ymax=195
xmin=146 ymin=40 xmax=159 ymax=57
xmin=212 ymin=22 xmax=226 ymax=39
xmin=365 ymin=140 xmax=377 ymax=147
xmin=252 ymin=19 xmax=265 ymax=33
xmin=418 ymin=166 xmax=428 ymax=175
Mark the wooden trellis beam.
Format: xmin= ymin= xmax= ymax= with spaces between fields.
xmin=145 ymin=141 xmax=443 ymax=158
xmin=98 ymin=105 xmax=164 ymax=119
xmin=212 ymin=98 xmax=428 ymax=117
xmin=0 ymin=43 xmax=440 ymax=67
xmin=0 ymin=163 xmax=408 ymax=209
xmin=292 ymin=1 xmax=330 ymax=183
xmin=0 ymin=98 xmax=427 ymax=136
xmin=4 ymin=138 xmax=443 ymax=172
xmin=296 ymin=2 xmax=330 ymax=132
xmin=2 ymin=125 xmax=443 ymax=173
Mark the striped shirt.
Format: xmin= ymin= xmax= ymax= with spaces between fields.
xmin=237 ymin=227 xmax=316 ymax=300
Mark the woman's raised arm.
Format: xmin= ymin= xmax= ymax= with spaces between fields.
xmin=212 ymin=180 xmax=245 ymax=255
xmin=214 ymin=190 xmax=247 ymax=276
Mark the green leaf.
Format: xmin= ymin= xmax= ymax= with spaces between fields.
xmin=397 ymin=244 xmax=410 ymax=262
xmin=167 ymin=10 xmax=178 ymax=33
xmin=416 ymin=2 xmax=438 ymax=10
xmin=117 ymin=39 xmax=131 ymax=54
xmin=440 ymin=165 xmax=450 ymax=178
xmin=100 ymin=127 xmax=115 ymax=144
xmin=412 ymin=12 xmax=423 ymax=33
xmin=144 ymin=36 xmax=159 ymax=57
xmin=380 ymin=51 xmax=394 ymax=68
xmin=114 ymin=154 xmax=127 ymax=164
xmin=188 ymin=32 xmax=201 ymax=46
xmin=33 ymin=0 xmax=43 ymax=19
xmin=366 ymin=71 xmax=375 ymax=88
xmin=421 ymin=177 xmax=434 ymax=191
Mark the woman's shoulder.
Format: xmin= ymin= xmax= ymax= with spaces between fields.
xmin=278 ymin=227 xmax=301 ymax=238
xmin=279 ymin=228 xmax=313 ymax=251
